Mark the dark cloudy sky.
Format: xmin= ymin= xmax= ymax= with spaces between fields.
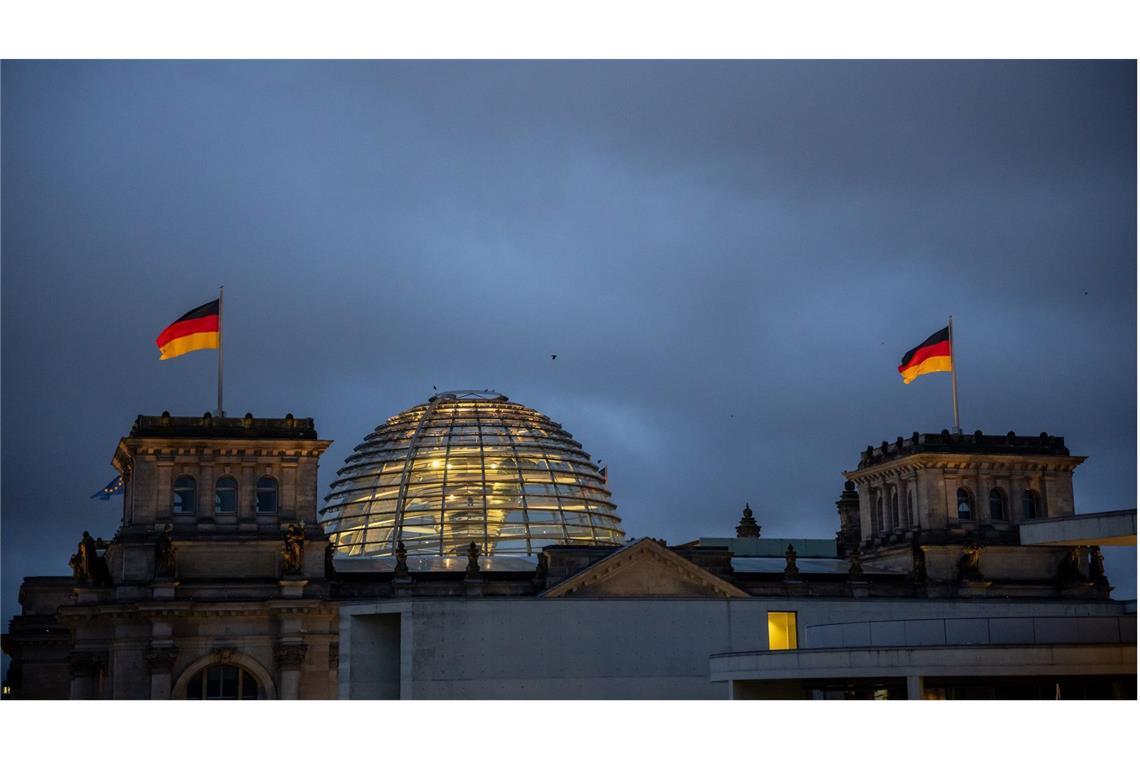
xmin=2 ymin=61 xmax=1136 ymax=629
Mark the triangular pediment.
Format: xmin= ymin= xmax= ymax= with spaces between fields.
xmin=541 ymin=538 xmax=748 ymax=599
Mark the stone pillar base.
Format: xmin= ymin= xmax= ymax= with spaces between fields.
xmin=152 ymin=580 xmax=180 ymax=600
xmin=464 ymin=579 xmax=483 ymax=597
xmin=957 ymin=579 xmax=992 ymax=597
xmin=279 ymin=578 xmax=308 ymax=598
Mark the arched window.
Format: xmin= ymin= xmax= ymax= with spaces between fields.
xmin=956 ymin=488 xmax=974 ymax=521
xmin=173 ymin=475 xmax=196 ymax=514
xmin=907 ymin=489 xmax=917 ymax=528
xmin=1022 ymin=489 xmax=1041 ymax=520
xmin=256 ymin=476 xmax=278 ymax=514
xmin=874 ymin=492 xmax=884 ymax=534
xmin=890 ymin=490 xmax=900 ymax=531
xmin=215 ymin=476 xmax=238 ymax=513
xmin=989 ymin=488 xmax=1008 ymax=521
xmin=184 ymin=664 xmax=259 ymax=699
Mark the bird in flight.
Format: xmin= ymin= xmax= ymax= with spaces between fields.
xmin=551 ymin=354 xmax=557 ymax=360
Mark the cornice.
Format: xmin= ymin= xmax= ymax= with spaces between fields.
xmin=845 ymin=453 xmax=1087 ymax=482
xmin=56 ymin=598 xmax=337 ymax=624
xmin=118 ymin=437 xmax=332 ymax=461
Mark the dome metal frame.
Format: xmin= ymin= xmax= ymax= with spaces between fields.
xmin=321 ymin=391 xmax=624 ymax=559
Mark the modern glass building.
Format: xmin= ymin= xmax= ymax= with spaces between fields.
xmin=321 ymin=390 xmax=624 ymax=559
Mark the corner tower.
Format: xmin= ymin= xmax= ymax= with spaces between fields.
xmin=843 ymin=430 xmax=1084 ymax=548
xmin=109 ymin=411 xmax=333 ymax=583
xmin=840 ymin=430 xmax=1102 ymax=596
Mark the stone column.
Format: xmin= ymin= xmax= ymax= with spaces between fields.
xmin=150 ymin=461 xmax=173 ymax=526
xmin=906 ymin=674 xmax=925 ymax=700
xmin=975 ymin=470 xmax=987 ymax=523
xmin=327 ymin=642 xmax=339 ymax=700
xmin=199 ymin=461 xmax=214 ymax=521
xmin=68 ymin=651 xmax=106 ymax=700
xmin=857 ymin=484 xmax=872 ymax=546
xmin=275 ymin=642 xmax=308 ymax=700
xmin=145 ymin=645 xmax=179 ymax=699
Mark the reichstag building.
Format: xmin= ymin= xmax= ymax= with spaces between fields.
xmin=3 ymin=390 xmax=1135 ymax=699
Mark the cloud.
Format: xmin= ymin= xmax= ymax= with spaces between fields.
xmin=3 ymin=61 xmax=1135 ymax=628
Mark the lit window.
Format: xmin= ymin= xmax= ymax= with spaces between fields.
xmin=768 ymin=611 xmax=798 ymax=650
xmin=957 ymin=488 xmax=974 ymax=521
xmin=1022 ymin=489 xmax=1041 ymax=520
xmin=173 ymin=476 xmax=196 ymax=514
xmin=256 ymin=477 xmax=278 ymax=513
xmin=215 ymin=476 xmax=238 ymax=513
xmin=989 ymin=488 xmax=1007 ymax=521
xmin=184 ymin=664 xmax=258 ymax=700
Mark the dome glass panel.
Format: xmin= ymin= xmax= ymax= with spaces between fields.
xmin=321 ymin=391 xmax=624 ymax=558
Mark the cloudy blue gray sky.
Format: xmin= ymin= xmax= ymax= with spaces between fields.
xmin=2 ymin=61 xmax=1136 ymax=628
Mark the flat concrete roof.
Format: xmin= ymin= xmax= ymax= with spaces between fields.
xmin=697 ymin=537 xmax=837 ymax=558
xmin=1019 ymin=509 xmax=1136 ymax=547
xmin=709 ymin=644 xmax=1137 ymax=682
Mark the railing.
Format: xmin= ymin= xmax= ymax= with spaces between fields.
xmin=802 ymin=614 xmax=1136 ymax=649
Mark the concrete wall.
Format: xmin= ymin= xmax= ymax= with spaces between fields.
xmin=340 ymin=596 xmax=1133 ymax=699
xmin=342 ymin=598 xmax=766 ymax=699
xmin=347 ymin=613 xmax=400 ymax=699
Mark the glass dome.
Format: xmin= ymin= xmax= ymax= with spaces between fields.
xmin=321 ymin=390 xmax=624 ymax=559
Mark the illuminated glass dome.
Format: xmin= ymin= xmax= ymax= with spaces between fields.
xmin=321 ymin=390 xmax=624 ymax=560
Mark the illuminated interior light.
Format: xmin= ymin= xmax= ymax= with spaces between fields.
xmin=320 ymin=391 xmax=623 ymax=558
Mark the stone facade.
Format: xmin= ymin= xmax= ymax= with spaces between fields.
xmin=841 ymin=431 xmax=1101 ymax=596
xmin=4 ymin=413 xmax=337 ymax=699
xmin=845 ymin=431 xmax=1082 ymax=546
xmin=2 ymin=417 xmax=1132 ymax=700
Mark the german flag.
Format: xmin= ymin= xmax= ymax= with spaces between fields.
xmin=898 ymin=326 xmax=952 ymax=384
xmin=156 ymin=299 xmax=220 ymax=360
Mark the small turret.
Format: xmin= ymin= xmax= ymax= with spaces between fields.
xmin=835 ymin=481 xmax=861 ymax=557
xmin=736 ymin=503 xmax=761 ymax=538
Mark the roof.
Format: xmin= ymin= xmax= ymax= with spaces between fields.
xmin=541 ymin=538 xmax=748 ymax=598
xmin=696 ymin=537 xmax=838 ymax=558
xmin=853 ymin=430 xmax=1075 ymax=469
xmin=322 ymin=392 xmax=624 ymax=559
xmin=128 ymin=412 xmax=318 ymax=440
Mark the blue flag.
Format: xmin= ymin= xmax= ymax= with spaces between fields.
xmin=91 ymin=474 xmax=124 ymax=500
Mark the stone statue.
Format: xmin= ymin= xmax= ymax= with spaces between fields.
xmin=736 ymin=503 xmax=761 ymax=538
xmin=394 ymin=541 xmax=410 ymax=580
xmin=957 ymin=542 xmax=984 ymax=582
xmin=535 ymin=551 xmax=549 ymax=581
xmin=848 ymin=547 xmax=863 ymax=576
xmin=910 ymin=532 xmax=927 ymax=583
xmin=324 ymin=541 xmax=338 ymax=579
xmin=281 ymin=523 xmax=305 ymax=576
xmin=68 ymin=551 xmax=83 ymax=580
xmin=1056 ymin=546 xmax=1084 ymax=585
xmin=70 ymin=531 xmax=112 ymax=586
xmin=1089 ymin=545 xmax=1107 ymax=585
xmin=783 ymin=544 xmax=800 ymax=579
xmin=465 ymin=541 xmax=481 ymax=580
xmin=79 ymin=531 xmax=98 ymax=581
xmin=154 ymin=524 xmax=177 ymax=579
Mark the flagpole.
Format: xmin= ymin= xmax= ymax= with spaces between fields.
xmin=217 ymin=285 xmax=224 ymax=417
xmin=949 ymin=314 xmax=960 ymax=433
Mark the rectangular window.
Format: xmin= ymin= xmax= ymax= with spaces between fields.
xmin=768 ymin=611 xmax=798 ymax=650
